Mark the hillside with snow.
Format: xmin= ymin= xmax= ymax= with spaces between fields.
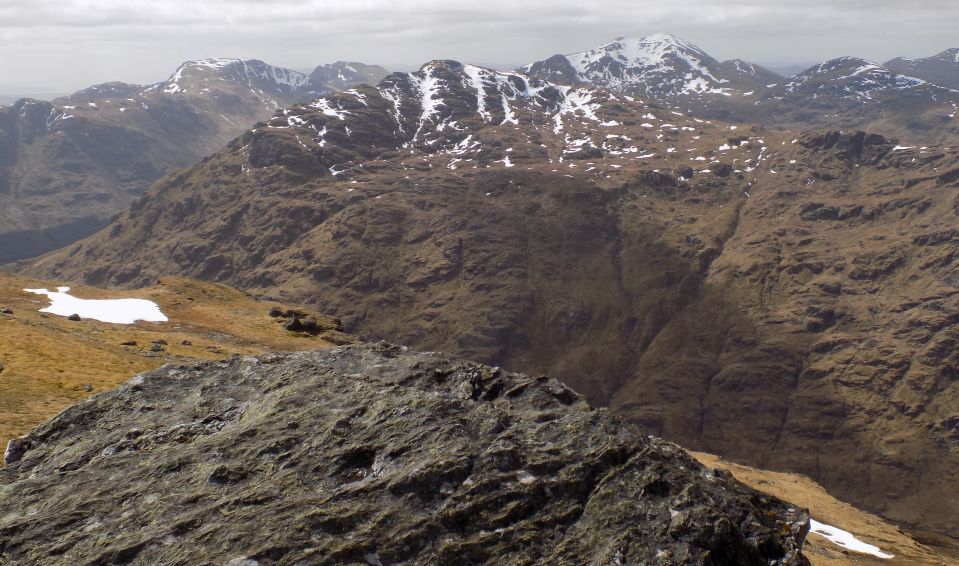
xmin=521 ymin=33 xmax=778 ymax=101
xmin=522 ymin=34 xmax=959 ymax=144
xmin=886 ymin=48 xmax=959 ymax=90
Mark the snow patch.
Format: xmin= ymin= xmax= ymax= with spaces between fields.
xmin=463 ymin=65 xmax=492 ymax=121
xmin=808 ymin=519 xmax=893 ymax=559
xmin=23 ymin=287 xmax=168 ymax=325
xmin=310 ymin=98 xmax=350 ymax=120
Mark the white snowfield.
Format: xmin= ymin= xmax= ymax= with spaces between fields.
xmin=808 ymin=519 xmax=893 ymax=559
xmin=23 ymin=287 xmax=168 ymax=325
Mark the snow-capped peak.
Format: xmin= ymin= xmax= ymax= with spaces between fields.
xmin=567 ymin=33 xmax=731 ymax=97
xmin=604 ymin=33 xmax=710 ymax=59
xmin=520 ymin=33 xmax=777 ymax=100
xmin=181 ymin=58 xmax=246 ymax=71
xmin=568 ymin=34 xmax=715 ymax=77
xmin=807 ymin=56 xmax=880 ymax=73
xmin=147 ymin=58 xmax=310 ymax=95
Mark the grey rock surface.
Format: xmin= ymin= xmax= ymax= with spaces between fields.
xmin=0 ymin=343 xmax=809 ymax=565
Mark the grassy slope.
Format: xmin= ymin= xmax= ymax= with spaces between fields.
xmin=0 ymin=274 xmax=353 ymax=445
xmin=692 ymin=452 xmax=958 ymax=566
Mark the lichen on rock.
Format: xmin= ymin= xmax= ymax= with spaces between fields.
xmin=0 ymin=343 xmax=809 ymax=565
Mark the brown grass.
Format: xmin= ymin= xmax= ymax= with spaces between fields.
xmin=692 ymin=452 xmax=955 ymax=566
xmin=0 ymin=274 xmax=352 ymax=446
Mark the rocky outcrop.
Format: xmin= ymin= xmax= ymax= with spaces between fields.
xmin=0 ymin=343 xmax=810 ymax=565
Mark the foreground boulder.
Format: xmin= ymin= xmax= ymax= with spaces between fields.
xmin=0 ymin=343 xmax=809 ymax=565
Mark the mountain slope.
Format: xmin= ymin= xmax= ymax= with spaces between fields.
xmin=522 ymin=36 xmax=959 ymax=144
xmin=24 ymin=61 xmax=959 ymax=539
xmin=0 ymin=343 xmax=811 ymax=565
xmin=886 ymin=48 xmax=959 ymax=90
xmin=0 ymin=59 xmax=387 ymax=263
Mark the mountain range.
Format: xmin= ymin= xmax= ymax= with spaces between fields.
xmin=523 ymin=34 xmax=959 ymax=145
xmin=5 ymin=35 xmax=958 ymax=267
xmin=3 ymin=31 xmax=959 ymax=562
xmin=22 ymin=55 xmax=959 ymax=544
xmin=0 ymin=59 xmax=388 ymax=262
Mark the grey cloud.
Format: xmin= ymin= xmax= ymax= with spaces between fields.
xmin=1 ymin=0 xmax=957 ymax=96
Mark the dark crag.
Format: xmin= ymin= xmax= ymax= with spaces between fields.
xmin=0 ymin=343 xmax=809 ymax=565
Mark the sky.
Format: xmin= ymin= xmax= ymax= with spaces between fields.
xmin=2 ymin=0 xmax=958 ymax=98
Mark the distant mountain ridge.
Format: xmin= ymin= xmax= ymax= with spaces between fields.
xmin=0 ymin=58 xmax=388 ymax=262
xmin=763 ymin=64 xmax=812 ymax=79
xmin=521 ymin=33 xmax=780 ymax=101
xmin=309 ymin=61 xmax=393 ymax=92
xmin=522 ymin=34 xmax=959 ymax=144
xmin=776 ymin=56 xmax=946 ymax=103
xmin=58 ymin=59 xmax=387 ymax=109
xmin=885 ymin=48 xmax=959 ymax=90
xmin=145 ymin=58 xmax=312 ymax=99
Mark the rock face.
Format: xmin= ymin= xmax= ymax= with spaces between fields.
xmin=0 ymin=343 xmax=810 ymax=565
xmin=24 ymin=61 xmax=959 ymax=538
xmin=522 ymin=35 xmax=959 ymax=145
xmin=0 ymin=59 xmax=387 ymax=262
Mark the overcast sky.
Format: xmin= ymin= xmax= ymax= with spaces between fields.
xmin=2 ymin=0 xmax=958 ymax=98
